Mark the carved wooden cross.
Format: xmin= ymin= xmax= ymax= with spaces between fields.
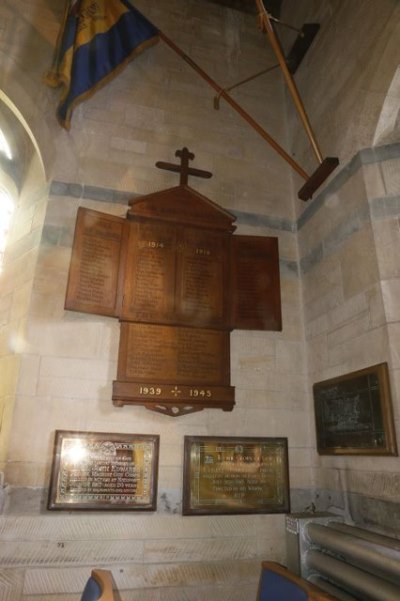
xmin=155 ymin=147 xmax=212 ymax=185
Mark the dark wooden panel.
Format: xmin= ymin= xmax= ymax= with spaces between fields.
xmin=113 ymin=321 xmax=234 ymax=416
xmin=117 ymin=322 xmax=230 ymax=384
xmin=128 ymin=185 xmax=236 ymax=232
xmin=176 ymin=227 xmax=230 ymax=328
xmin=121 ymin=219 xmax=231 ymax=329
xmin=121 ymin=220 xmax=177 ymax=323
xmin=112 ymin=381 xmax=235 ymax=416
xmin=231 ymin=235 xmax=282 ymax=330
xmin=65 ymin=208 xmax=127 ymax=317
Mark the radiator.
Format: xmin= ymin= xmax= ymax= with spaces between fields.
xmin=285 ymin=513 xmax=400 ymax=601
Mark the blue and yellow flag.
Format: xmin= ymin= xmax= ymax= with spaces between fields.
xmin=44 ymin=0 xmax=159 ymax=129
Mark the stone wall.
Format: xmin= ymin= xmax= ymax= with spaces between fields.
xmin=280 ymin=0 xmax=400 ymax=180
xmin=297 ymin=144 xmax=400 ymax=534
xmin=278 ymin=0 xmax=400 ymax=534
xmin=0 ymin=1 xmax=310 ymax=599
xmin=1 ymin=0 xmax=399 ymax=598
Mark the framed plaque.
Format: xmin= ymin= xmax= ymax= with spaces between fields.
xmin=313 ymin=363 xmax=398 ymax=456
xmin=182 ymin=436 xmax=290 ymax=515
xmin=48 ymin=430 xmax=159 ymax=510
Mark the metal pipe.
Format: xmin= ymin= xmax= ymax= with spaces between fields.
xmin=306 ymin=522 xmax=400 ymax=584
xmin=306 ymin=550 xmax=400 ymax=601
xmin=308 ymin=575 xmax=359 ymax=601
xmin=255 ymin=0 xmax=324 ymax=164
xmin=327 ymin=523 xmax=400 ymax=551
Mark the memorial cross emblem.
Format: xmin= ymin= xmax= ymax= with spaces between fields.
xmin=156 ymin=147 xmax=212 ymax=186
xmin=65 ymin=149 xmax=282 ymax=416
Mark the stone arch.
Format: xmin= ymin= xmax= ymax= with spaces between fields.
xmin=0 ymin=50 xmax=57 ymax=179
xmin=0 ymin=80 xmax=50 ymax=470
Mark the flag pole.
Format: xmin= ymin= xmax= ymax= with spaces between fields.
xmin=255 ymin=0 xmax=323 ymax=164
xmin=158 ymin=31 xmax=309 ymax=181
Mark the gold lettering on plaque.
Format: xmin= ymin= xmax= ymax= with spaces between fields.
xmin=185 ymin=438 xmax=289 ymax=514
xmin=57 ymin=438 xmax=154 ymax=505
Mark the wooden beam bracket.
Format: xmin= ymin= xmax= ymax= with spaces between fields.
xmin=298 ymin=157 xmax=339 ymax=201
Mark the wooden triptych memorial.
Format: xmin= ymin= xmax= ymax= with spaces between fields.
xmin=65 ymin=149 xmax=282 ymax=416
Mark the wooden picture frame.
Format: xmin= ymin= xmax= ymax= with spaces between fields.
xmin=48 ymin=430 xmax=159 ymax=510
xmin=313 ymin=363 xmax=398 ymax=455
xmin=182 ymin=436 xmax=290 ymax=515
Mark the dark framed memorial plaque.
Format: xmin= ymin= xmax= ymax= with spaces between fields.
xmin=47 ymin=430 xmax=159 ymax=510
xmin=313 ymin=363 xmax=398 ymax=456
xmin=182 ymin=436 xmax=290 ymax=515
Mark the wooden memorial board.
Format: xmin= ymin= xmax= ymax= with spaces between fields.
xmin=47 ymin=430 xmax=159 ymax=510
xmin=113 ymin=322 xmax=234 ymax=416
xmin=121 ymin=219 xmax=230 ymax=328
xmin=65 ymin=208 xmax=128 ymax=317
xmin=231 ymin=235 xmax=281 ymax=331
xmin=182 ymin=436 xmax=290 ymax=515
xmin=64 ymin=153 xmax=282 ymax=415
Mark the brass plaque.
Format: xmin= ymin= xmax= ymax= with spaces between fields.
xmin=47 ymin=430 xmax=159 ymax=510
xmin=117 ymin=322 xmax=230 ymax=385
xmin=231 ymin=235 xmax=282 ymax=331
xmin=183 ymin=436 xmax=290 ymax=515
xmin=65 ymin=208 xmax=127 ymax=317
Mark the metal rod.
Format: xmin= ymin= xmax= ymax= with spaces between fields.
xmin=268 ymin=14 xmax=304 ymax=35
xmin=222 ymin=64 xmax=279 ymax=94
xmin=214 ymin=64 xmax=279 ymax=108
xmin=158 ymin=30 xmax=309 ymax=181
xmin=255 ymin=0 xmax=323 ymax=164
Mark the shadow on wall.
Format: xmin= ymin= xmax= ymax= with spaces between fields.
xmin=373 ymin=65 xmax=400 ymax=146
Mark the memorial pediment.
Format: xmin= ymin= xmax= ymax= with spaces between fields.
xmin=127 ymin=185 xmax=236 ymax=232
